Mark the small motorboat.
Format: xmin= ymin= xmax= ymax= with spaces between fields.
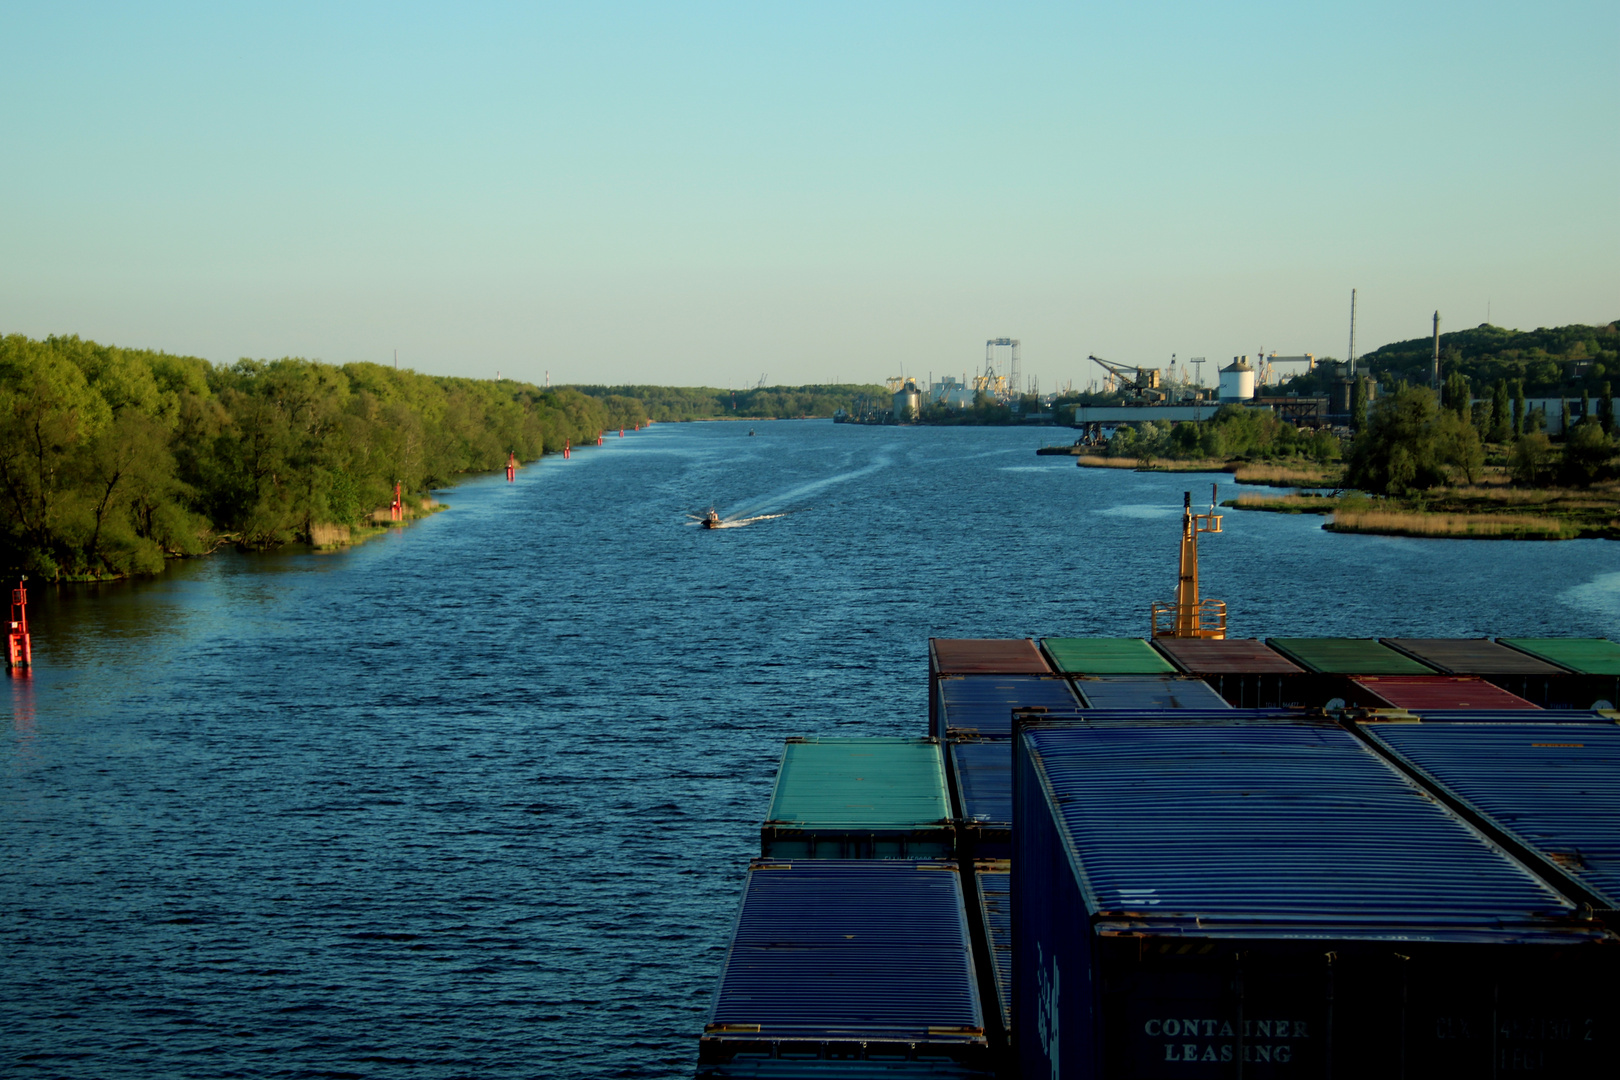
xmin=700 ymin=509 xmax=722 ymax=528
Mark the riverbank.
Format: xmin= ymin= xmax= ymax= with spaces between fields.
xmin=1226 ymin=478 xmax=1620 ymax=540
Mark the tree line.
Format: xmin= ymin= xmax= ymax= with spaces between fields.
xmin=0 ymin=334 xmax=647 ymax=581
xmin=569 ymin=383 xmax=887 ymax=422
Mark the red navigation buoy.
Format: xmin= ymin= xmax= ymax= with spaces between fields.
xmin=564 ymin=439 xmax=571 ymax=460
xmin=596 ymin=433 xmax=603 ymax=446
xmin=506 ymin=451 xmax=516 ymax=482
xmin=391 ymin=482 xmax=403 ymax=522
xmin=8 ymin=580 xmax=31 ymax=671
xmin=619 ymin=428 xmax=624 ymax=438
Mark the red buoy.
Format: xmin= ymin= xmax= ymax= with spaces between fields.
xmin=564 ymin=439 xmax=571 ymax=459
xmin=8 ymin=580 xmax=31 ymax=670
xmin=391 ymin=482 xmax=403 ymax=522
xmin=596 ymin=433 xmax=603 ymax=446
xmin=619 ymin=428 xmax=625 ymax=438
xmin=506 ymin=451 xmax=516 ymax=482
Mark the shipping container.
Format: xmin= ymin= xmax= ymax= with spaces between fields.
xmin=1073 ymin=676 xmax=1232 ymax=710
xmin=1345 ymin=675 xmax=1540 ymax=711
xmin=974 ymin=863 xmax=1012 ymax=1040
xmin=929 ymin=638 xmax=1051 ymax=675
xmin=1499 ymin=638 xmax=1620 ymax=708
xmin=1357 ymin=720 xmax=1620 ymax=912
xmin=1149 ymin=637 xmax=1304 ymax=707
xmin=1382 ymin=637 xmax=1573 ymax=707
xmin=948 ymin=740 xmax=1011 ymax=858
xmin=1014 ymin=715 xmax=1619 ymax=1080
xmin=762 ymin=737 xmax=953 ymax=859
xmin=1499 ymin=637 xmax=1620 ymax=675
xmin=1040 ymin=637 xmax=1177 ymax=676
xmin=933 ymin=675 xmax=1079 ymax=739
xmin=1267 ymin=636 xmax=1435 ymax=675
xmin=699 ymin=859 xmax=991 ymax=1076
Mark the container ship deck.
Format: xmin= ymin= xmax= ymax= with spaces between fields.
xmin=694 ymin=502 xmax=1620 ymax=1078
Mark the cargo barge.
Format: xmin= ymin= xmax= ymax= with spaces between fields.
xmin=696 ymin=495 xmax=1620 ymax=1078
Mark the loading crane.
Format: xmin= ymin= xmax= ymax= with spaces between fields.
xmin=1088 ymin=355 xmax=1163 ymax=401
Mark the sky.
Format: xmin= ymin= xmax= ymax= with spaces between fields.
xmin=1 ymin=2 xmax=1615 ymax=390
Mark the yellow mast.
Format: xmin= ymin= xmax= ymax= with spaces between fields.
xmin=1152 ymin=484 xmax=1226 ymax=639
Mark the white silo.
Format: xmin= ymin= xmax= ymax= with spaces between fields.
xmin=1218 ymin=357 xmax=1255 ymax=403
xmin=893 ymin=379 xmax=922 ymax=422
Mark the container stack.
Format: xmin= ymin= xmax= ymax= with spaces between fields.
xmin=698 ymin=635 xmax=1620 ymax=1079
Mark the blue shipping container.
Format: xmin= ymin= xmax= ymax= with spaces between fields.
xmin=1072 ymin=676 xmax=1232 ymax=710
xmin=1014 ymin=716 xmax=1619 ymax=1079
xmin=974 ymin=864 xmax=1012 ymax=1040
xmin=949 ymin=741 xmax=1012 ymax=858
xmin=700 ymin=860 xmax=990 ymax=1075
xmin=934 ymin=675 xmax=1079 ymax=739
xmin=1360 ymin=720 xmax=1620 ymax=911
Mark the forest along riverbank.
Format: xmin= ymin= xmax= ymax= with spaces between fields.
xmin=0 ymin=334 xmax=649 ymax=581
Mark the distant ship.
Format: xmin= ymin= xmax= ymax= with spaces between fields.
xmin=700 ymin=510 xmax=721 ymax=528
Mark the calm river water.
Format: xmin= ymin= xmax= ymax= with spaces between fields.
xmin=5 ymin=421 xmax=1620 ymax=1078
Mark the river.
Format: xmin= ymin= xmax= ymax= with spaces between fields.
xmin=4 ymin=420 xmax=1619 ymax=1078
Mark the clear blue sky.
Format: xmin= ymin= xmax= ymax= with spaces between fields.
xmin=2 ymin=2 xmax=1615 ymax=389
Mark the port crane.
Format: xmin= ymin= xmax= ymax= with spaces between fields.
xmin=1088 ymin=355 xmax=1162 ymax=401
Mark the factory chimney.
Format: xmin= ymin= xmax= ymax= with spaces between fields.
xmin=1432 ymin=311 xmax=1442 ymax=390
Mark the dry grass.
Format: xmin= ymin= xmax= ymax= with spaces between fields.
xmin=1327 ymin=509 xmax=1575 ymax=540
xmin=1074 ymin=456 xmax=1230 ymax=472
xmin=1232 ymin=463 xmax=1340 ymax=486
xmin=309 ymin=522 xmax=352 ymax=548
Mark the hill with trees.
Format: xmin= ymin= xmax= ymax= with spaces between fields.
xmin=1281 ymin=319 xmax=1618 ymax=398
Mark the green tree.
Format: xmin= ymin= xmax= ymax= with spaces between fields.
xmin=1489 ymin=380 xmax=1511 ymax=442
xmin=1560 ymin=420 xmax=1615 ymax=487
xmin=1600 ymin=381 xmax=1615 ymax=435
xmin=1508 ymin=434 xmax=1554 ymax=486
xmin=1442 ymin=371 xmax=1471 ymax=418
xmin=1346 ymin=386 xmax=1484 ymax=495
xmin=1512 ymin=380 xmax=1526 ymax=437
xmin=1351 ymin=377 xmax=1368 ymax=432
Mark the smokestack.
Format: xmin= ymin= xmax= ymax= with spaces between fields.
xmin=1432 ymin=311 xmax=1442 ymax=390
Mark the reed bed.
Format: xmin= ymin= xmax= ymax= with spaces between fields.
xmin=1232 ymin=464 xmax=1340 ymax=486
xmin=1327 ymin=510 xmax=1576 ymax=540
xmin=1074 ymin=456 xmax=1144 ymax=469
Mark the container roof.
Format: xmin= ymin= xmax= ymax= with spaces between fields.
xmin=1075 ymin=676 xmax=1232 ymax=710
xmin=1023 ymin=719 xmax=1598 ymax=940
xmin=1041 ymin=637 xmax=1177 ymax=675
xmin=707 ymin=860 xmax=985 ymax=1044
xmin=1499 ymin=638 xmax=1620 ymax=676
xmin=1268 ymin=637 xmax=1436 ymax=674
xmin=938 ymin=675 xmax=1078 ymax=737
xmin=974 ymin=867 xmax=1011 ymax=1036
xmin=1383 ymin=638 xmax=1567 ymax=676
xmin=1362 ymin=722 xmax=1620 ymax=909
xmin=930 ymin=638 xmax=1051 ymax=674
xmin=768 ymin=737 xmax=949 ymax=829
xmin=1350 ymin=676 xmax=1540 ymax=711
xmin=950 ymin=740 xmax=1011 ymax=826
xmin=1151 ymin=637 xmax=1304 ymax=674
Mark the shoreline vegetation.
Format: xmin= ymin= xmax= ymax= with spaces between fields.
xmin=1 ymin=334 xmax=654 ymax=582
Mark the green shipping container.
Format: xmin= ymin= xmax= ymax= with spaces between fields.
xmin=1040 ymin=637 xmax=1177 ymax=675
xmin=761 ymin=737 xmax=954 ymax=859
xmin=1499 ymin=637 xmax=1620 ymax=675
xmin=1268 ymin=637 xmax=1436 ymax=675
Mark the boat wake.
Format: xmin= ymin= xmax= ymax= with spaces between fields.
xmin=686 ymin=451 xmax=894 ymax=530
